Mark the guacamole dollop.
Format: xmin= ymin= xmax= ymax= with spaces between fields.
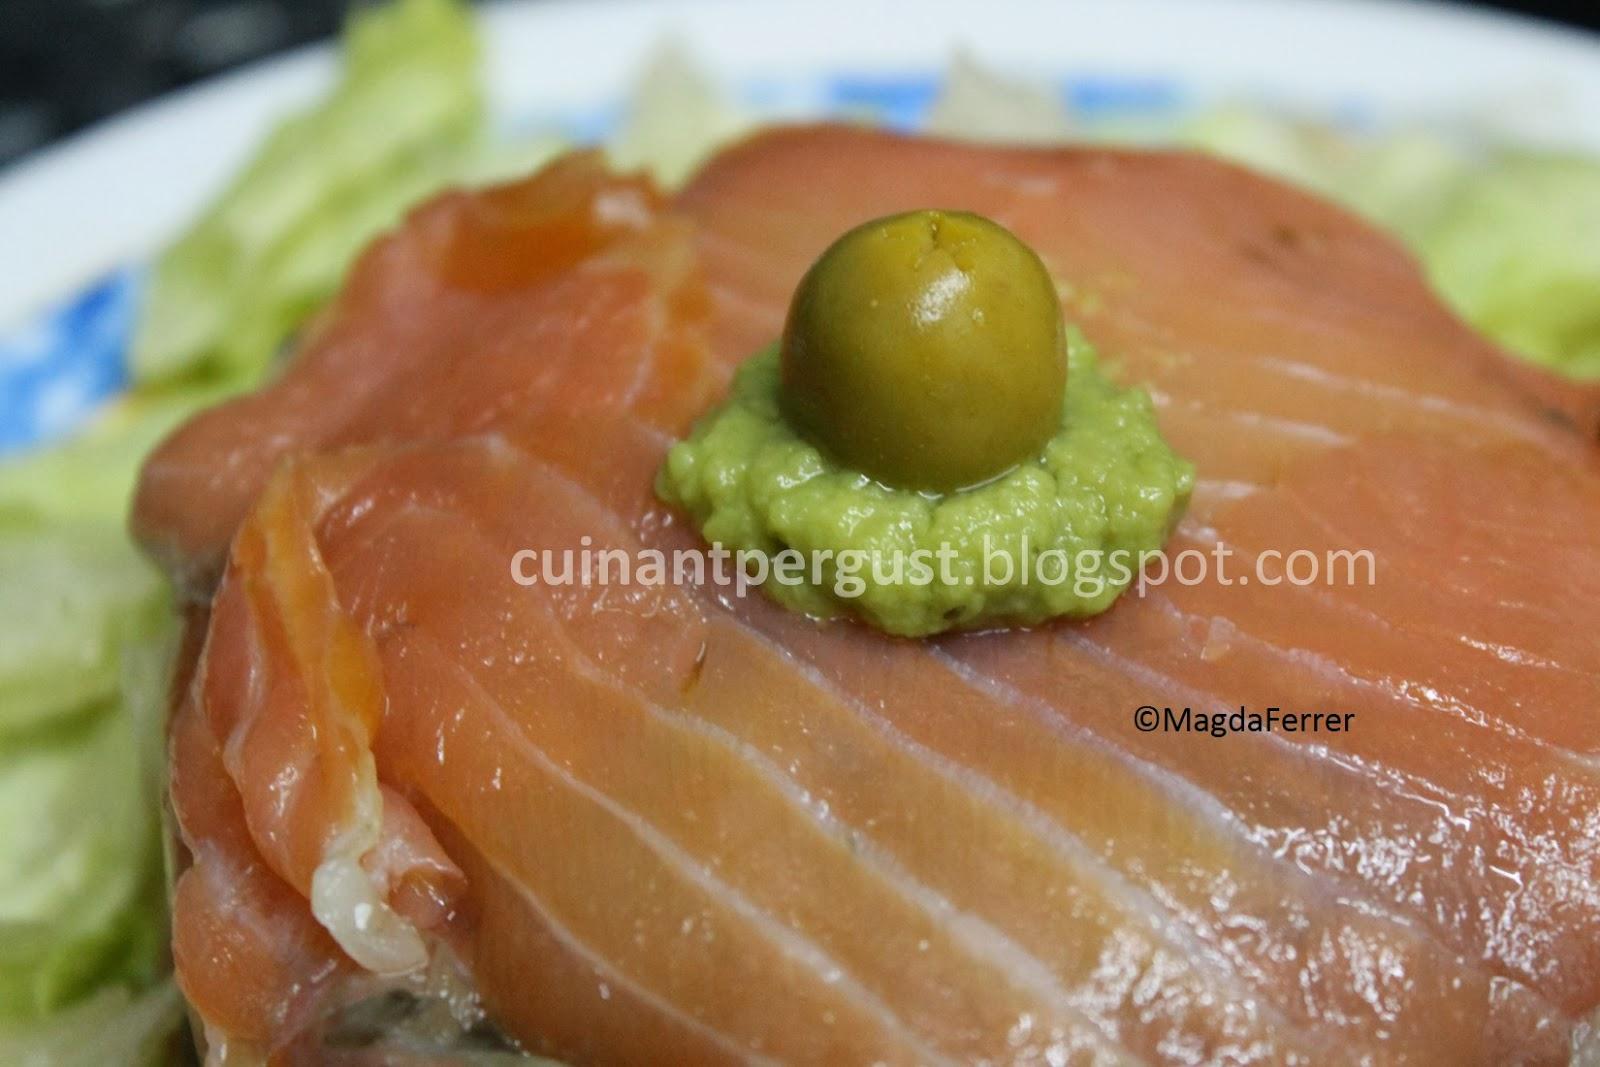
xmin=656 ymin=336 xmax=1193 ymax=637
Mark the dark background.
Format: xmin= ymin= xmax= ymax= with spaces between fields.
xmin=1 ymin=0 xmax=1596 ymax=168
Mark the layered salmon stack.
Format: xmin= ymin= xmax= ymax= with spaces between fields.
xmin=134 ymin=127 xmax=1600 ymax=1065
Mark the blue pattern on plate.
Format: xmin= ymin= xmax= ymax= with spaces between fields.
xmin=0 ymin=72 xmax=1179 ymax=456
xmin=1065 ymin=76 xmax=1182 ymax=115
xmin=0 ymin=269 xmax=141 ymax=452
xmin=824 ymin=73 xmax=945 ymax=130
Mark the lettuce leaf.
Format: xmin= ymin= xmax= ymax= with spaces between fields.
xmin=0 ymin=518 xmax=173 ymax=1023
xmin=0 ymin=519 xmax=165 ymax=739
xmin=1180 ymin=106 xmax=1468 ymax=240
xmin=607 ymin=42 xmax=751 ymax=188
xmin=131 ymin=0 xmax=486 ymax=386
xmin=0 ymin=698 xmax=166 ymax=1021
xmin=1417 ymin=154 xmax=1600 ymax=379
xmin=0 ymin=982 xmax=182 ymax=1067
xmin=925 ymin=52 xmax=1074 ymax=144
xmin=0 ymin=387 xmax=226 ymax=525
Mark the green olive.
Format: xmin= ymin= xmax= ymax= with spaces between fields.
xmin=780 ymin=209 xmax=1067 ymax=493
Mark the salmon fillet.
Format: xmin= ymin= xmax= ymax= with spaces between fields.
xmin=133 ymin=152 xmax=717 ymax=596
xmin=135 ymin=127 xmax=1600 ymax=1065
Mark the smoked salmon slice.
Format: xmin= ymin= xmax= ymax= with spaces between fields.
xmin=135 ymin=127 xmax=1600 ymax=1064
xmin=133 ymin=152 xmax=717 ymax=596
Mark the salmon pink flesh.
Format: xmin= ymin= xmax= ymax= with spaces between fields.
xmin=133 ymin=127 xmax=1600 ymax=1065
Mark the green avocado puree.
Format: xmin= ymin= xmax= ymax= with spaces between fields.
xmin=656 ymin=335 xmax=1193 ymax=637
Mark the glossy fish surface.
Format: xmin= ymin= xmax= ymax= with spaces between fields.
xmin=136 ymin=127 xmax=1600 ymax=1066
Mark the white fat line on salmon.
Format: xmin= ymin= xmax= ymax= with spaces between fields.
xmin=1252 ymin=355 xmax=1579 ymax=452
xmin=574 ymin=656 xmax=1139 ymax=1062
xmin=1056 ymin=616 xmax=1584 ymax=1005
xmin=1145 ymin=391 xmax=1353 ymax=448
xmin=1153 ymin=587 xmax=1595 ymax=772
xmin=419 ymin=630 xmax=957 ymax=1066
xmin=461 ymin=838 xmax=784 ymax=1067
xmin=1173 ymin=528 xmax=1593 ymax=748
xmin=486 ymin=522 xmax=1139 ymax=1063
xmin=1273 ymin=480 xmax=1592 ymax=668
xmin=402 ymin=479 xmax=1131 ymax=1060
xmin=1189 ymin=478 xmax=1259 ymax=505
xmin=619 ymin=297 xmax=677 ymax=410
xmin=499 ymin=428 xmax=1510 ymax=1049
xmin=644 ymin=712 xmax=1135 ymax=1061
xmin=929 ymin=653 xmax=1388 ymax=1058
xmin=494 ymin=431 xmax=1555 ymax=1009
xmin=1455 ymin=632 xmax=1579 ymax=674
xmin=738 ymin=630 xmax=1326 ymax=1060
xmin=487 ymin=429 xmax=1570 ymax=1021
xmin=1188 ymin=589 xmax=1600 ymax=776
xmin=1070 ymin=605 xmax=1470 ymax=820
xmin=947 ymin=639 xmax=1574 ymax=1036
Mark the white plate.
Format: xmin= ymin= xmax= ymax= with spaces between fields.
xmin=1 ymin=0 xmax=1596 ymax=449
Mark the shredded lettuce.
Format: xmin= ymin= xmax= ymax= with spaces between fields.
xmin=0 ymin=689 xmax=167 ymax=1022
xmin=0 ymin=519 xmax=166 ymax=738
xmin=1180 ymin=107 xmax=1464 ymax=238
xmin=1416 ymin=154 xmax=1600 ymax=378
xmin=131 ymin=0 xmax=488 ymax=386
xmin=925 ymin=52 xmax=1074 ymax=144
xmin=607 ymin=42 xmax=751 ymax=188
xmin=0 ymin=387 xmax=227 ymax=525
xmin=0 ymin=517 xmax=172 ymax=1024
xmin=0 ymin=982 xmax=183 ymax=1067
